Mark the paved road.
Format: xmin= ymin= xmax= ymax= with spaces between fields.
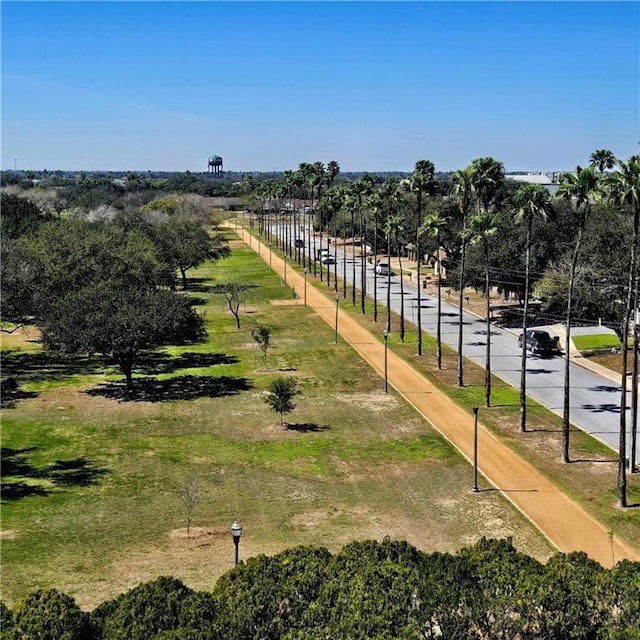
xmin=268 ymin=223 xmax=638 ymax=463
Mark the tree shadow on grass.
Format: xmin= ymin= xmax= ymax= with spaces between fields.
xmin=1 ymin=447 xmax=108 ymax=502
xmin=0 ymin=378 xmax=38 ymax=408
xmin=85 ymin=375 xmax=253 ymax=403
xmin=1 ymin=351 xmax=106 ymax=407
xmin=285 ymin=422 xmax=330 ymax=432
xmin=132 ymin=352 xmax=239 ymax=376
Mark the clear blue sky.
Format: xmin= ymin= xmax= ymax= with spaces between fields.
xmin=2 ymin=1 xmax=638 ymax=173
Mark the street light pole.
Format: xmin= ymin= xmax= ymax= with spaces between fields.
xmin=304 ymin=268 xmax=308 ymax=307
xmin=472 ymin=407 xmax=479 ymax=492
xmin=231 ymin=520 xmax=242 ymax=565
xmin=383 ymin=329 xmax=389 ymax=393
xmin=334 ymin=294 xmax=340 ymax=344
xmin=269 ymin=242 xmax=272 ymax=271
xmin=284 ymin=254 xmax=287 ymax=286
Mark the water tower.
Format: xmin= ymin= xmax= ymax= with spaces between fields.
xmin=208 ymin=154 xmax=223 ymax=177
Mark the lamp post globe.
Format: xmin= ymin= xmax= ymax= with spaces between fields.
xmin=231 ymin=520 xmax=242 ymax=565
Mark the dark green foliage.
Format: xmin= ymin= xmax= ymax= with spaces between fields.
xmin=213 ymin=546 xmax=331 ymax=640
xmin=0 ymin=193 xmax=49 ymax=239
xmin=3 ymin=540 xmax=640 ymax=639
xmin=91 ymin=576 xmax=217 ymax=640
xmin=8 ymin=589 xmax=95 ymax=640
xmin=263 ymin=376 xmax=299 ymax=425
xmin=42 ymin=286 xmax=204 ymax=388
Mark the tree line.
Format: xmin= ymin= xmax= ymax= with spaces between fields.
xmin=1 ymin=538 xmax=638 ymax=639
xmin=0 ymin=192 xmax=230 ymax=390
xmin=241 ymin=153 xmax=639 ymax=508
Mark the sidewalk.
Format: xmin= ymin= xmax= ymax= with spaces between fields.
xmin=229 ymin=224 xmax=639 ymax=567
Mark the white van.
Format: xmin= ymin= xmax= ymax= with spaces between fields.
xmin=376 ymin=262 xmax=391 ymax=276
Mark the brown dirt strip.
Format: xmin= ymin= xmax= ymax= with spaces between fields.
xmin=227 ymin=223 xmax=639 ymax=566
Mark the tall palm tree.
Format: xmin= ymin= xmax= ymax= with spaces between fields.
xmin=514 ymin=183 xmax=553 ymax=431
xmin=327 ymin=160 xmax=340 ymax=188
xmin=468 ymin=212 xmax=499 ymax=407
xmin=387 ymin=212 xmax=407 ymax=342
xmin=367 ymin=192 xmax=383 ymax=323
xmin=354 ymin=176 xmax=375 ymax=314
xmin=422 ymin=212 xmax=447 ymax=369
xmin=282 ymin=170 xmax=295 ymax=257
xmin=557 ymin=165 xmax=602 ymax=463
xmin=344 ymin=189 xmax=359 ymax=306
xmin=470 ymin=156 xmax=505 ymax=217
xmin=451 ymin=167 xmax=474 ymax=386
xmin=589 ymin=149 xmax=617 ymax=174
xmin=298 ymin=163 xmax=313 ymax=270
xmin=410 ymin=160 xmax=436 ymax=356
xmin=607 ymin=155 xmax=640 ymax=506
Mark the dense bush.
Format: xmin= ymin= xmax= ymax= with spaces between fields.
xmin=3 ymin=539 xmax=639 ymax=640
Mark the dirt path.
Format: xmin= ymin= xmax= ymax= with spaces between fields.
xmin=229 ymin=224 xmax=639 ymax=567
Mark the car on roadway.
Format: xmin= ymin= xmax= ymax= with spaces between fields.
xmin=375 ymin=262 xmax=392 ymax=276
xmin=518 ymin=329 xmax=560 ymax=354
xmin=294 ymin=239 xmax=305 ymax=248
xmin=322 ymin=254 xmax=336 ymax=264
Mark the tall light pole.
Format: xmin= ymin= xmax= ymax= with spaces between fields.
xmin=284 ymin=254 xmax=287 ymax=286
xmin=304 ymin=268 xmax=308 ymax=307
xmin=231 ymin=520 xmax=242 ymax=565
xmin=269 ymin=241 xmax=272 ymax=271
xmin=334 ymin=294 xmax=340 ymax=344
xmin=472 ymin=407 xmax=479 ymax=492
xmin=383 ymin=329 xmax=389 ymax=393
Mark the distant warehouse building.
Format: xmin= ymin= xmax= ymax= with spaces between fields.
xmin=505 ymin=171 xmax=560 ymax=195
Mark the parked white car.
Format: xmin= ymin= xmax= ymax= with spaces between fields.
xmin=376 ymin=262 xmax=391 ymax=276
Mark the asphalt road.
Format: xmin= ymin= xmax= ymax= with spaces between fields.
xmin=274 ymin=223 xmax=639 ymax=463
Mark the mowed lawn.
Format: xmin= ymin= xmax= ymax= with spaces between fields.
xmin=0 ymin=238 xmax=554 ymax=609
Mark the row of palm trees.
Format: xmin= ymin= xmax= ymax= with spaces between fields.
xmin=245 ymin=152 xmax=640 ymax=508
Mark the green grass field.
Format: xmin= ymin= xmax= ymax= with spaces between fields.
xmin=1 ymin=235 xmax=558 ymax=609
xmin=573 ymin=333 xmax=622 ymax=352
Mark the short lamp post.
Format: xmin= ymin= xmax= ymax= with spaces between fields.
xmin=383 ymin=329 xmax=389 ymax=393
xmin=269 ymin=242 xmax=273 ymax=271
xmin=304 ymin=268 xmax=308 ymax=307
xmin=231 ymin=520 xmax=242 ymax=565
xmin=334 ymin=294 xmax=340 ymax=344
xmin=472 ymin=407 xmax=479 ymax=492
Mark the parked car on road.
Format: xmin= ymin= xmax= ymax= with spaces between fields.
xmin=375 ymin=262 xmax=392 ymax=276
xmin=518 ymin=329 xmax=560 ymax=354
xmin=295 ymin=239 xmax=305 ymax=248
xmin=322 ymin=254 xmax=336 ymax=264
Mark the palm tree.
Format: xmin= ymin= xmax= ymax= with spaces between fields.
xmin=298 ymin=163 xmax=313 ymax=270
xmin=514 ymin=183 xmax=553 ymax=431
xmin=367 ymin=191 xmax=384 ymax=323
xmin=327 ymin=160 xmax=340 ymax=188
xmin=387 ymin=212 xmax=407 ymax=342
xmin=557 ymin=165 xmax=602 ymax=463
xmin=354 ymin=176 xmax=375 ymax=314
xmin=607 ymin=155 xmax=640 ymax=506
xmin=344 ymin=189 xmax=359 ymax=306
xmin=470 ymin=156 xmax=505 ymax=216
xmin=422 ymin=212 xmax=447 ymax=369
xmin=589 ymin=149 xmax=617 ymax=174
xmin=468 ymin=212 xmax=499 ymax=407
xmin=410 ymin=160 xmax=436 ymax=356
xmin=451 ymin=167 xmax=474 ymax=386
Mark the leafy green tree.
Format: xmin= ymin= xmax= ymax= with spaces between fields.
xmin=0 ymin=192 xmax=49 ymax=239
xmin=213 ymin=546 xmax=331 ymax=639
xmin=514 ymin=183 xmax=553 ymax=431
xmin=264 ymin=376 xmax=299 ymax=425
xmin=557 ymin=165 xmax=602 ymax=463
xmin=91 ymin=576 xmax=213 ymax=640
xmin=252 ymin=323 xmax=272 ymax=367
xmin=42 ymin=286 xmax=204 ymax=389
xmin=154 ymin=217 xmax=230 ymax=290
xmin=9 ymin=589 xmax=95 ymax=640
